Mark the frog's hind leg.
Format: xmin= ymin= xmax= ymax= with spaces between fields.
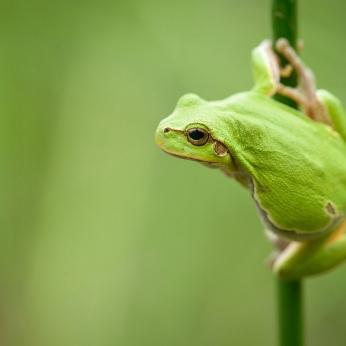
xmin=273 ymin=220 xmax=346 ymax=280
xmin=275 ymin=39 xmax=331 ymax=125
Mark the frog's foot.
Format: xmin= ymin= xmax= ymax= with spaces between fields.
xmin=265 ymin=229 xmax=291 ymax=250
xmin=279 ymin=63 xmax=293 ymax=78
xmin=265 ymin=229 xmax=291 ymax=268
xmin=275 ymin=38 xmax=330 ymax=124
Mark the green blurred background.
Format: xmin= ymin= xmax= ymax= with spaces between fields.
xmin=1 ymin=0 xmax=346 ymax=345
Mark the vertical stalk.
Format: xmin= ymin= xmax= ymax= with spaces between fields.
xmin=271 ymin=1 xmax=303 ymax=346
xmin=277 ymin=279 xmax=303 ymax=346
xmin=272 ymin=0 xmax=297 ymax=108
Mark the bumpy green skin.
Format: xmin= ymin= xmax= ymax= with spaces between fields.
xmin=155 ymin=41 xmax=346 ymax=279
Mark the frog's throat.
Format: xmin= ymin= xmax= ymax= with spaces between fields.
xmin=160 ymin=149 xmax=220 ymax=164
xmin=248 ymin=178 xmax=342 ymax=241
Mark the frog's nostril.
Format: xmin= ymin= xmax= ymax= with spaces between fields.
xmin=164 ymin=127 xmax=171 ymax=133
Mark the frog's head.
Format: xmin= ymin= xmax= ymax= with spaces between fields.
xmin=155 ymin=93 xmax=234 ymax=170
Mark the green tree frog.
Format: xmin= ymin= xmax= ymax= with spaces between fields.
xmin=155 ymin=39 xmax=346 ymax=280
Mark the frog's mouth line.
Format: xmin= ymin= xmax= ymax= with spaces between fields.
xmin=160 ymin=148 xmax=219 ymax=164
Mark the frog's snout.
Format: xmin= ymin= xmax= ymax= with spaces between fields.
xmin=156 ymin=124 xmax=176 ymax=147
xmin=155 ymin=124 xmax=166 ymax=147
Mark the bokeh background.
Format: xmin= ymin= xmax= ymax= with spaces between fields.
xmin=1 ymin=0 xmax=346 ymax=345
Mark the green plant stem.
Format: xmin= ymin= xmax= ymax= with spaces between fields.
xmin=271 ymin=1 xmax=303 ymax=346
xmin=277 ymin=279 xmax=303 ymax=346
xmin=272 ymin=0 xmax=297 ymax=108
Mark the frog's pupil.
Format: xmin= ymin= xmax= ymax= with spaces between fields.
xmin=189 ymin=129 xmax=204 ymax=140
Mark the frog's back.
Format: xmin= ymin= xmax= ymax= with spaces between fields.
xmin=218 ymin=91 xmax=346 ymax=235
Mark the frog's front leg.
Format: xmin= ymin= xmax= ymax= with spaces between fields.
xmin=272 ymin=220 xmax=346 ymax=280
xmin=273 ymin=39 xmax=346 ymax=135
xmin=274 ymin=38 xmax=332 ymax=124
xmin=252 ymin=39 xmax=339 ymax=127
xmin=252 ymin=40 xmax=315 ymax=113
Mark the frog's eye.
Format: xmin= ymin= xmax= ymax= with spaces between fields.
xmin=187 ymin=128 xmax=209 ymax=146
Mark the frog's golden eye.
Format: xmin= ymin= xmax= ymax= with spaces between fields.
xmin=187 ymin=128 xmax=209 ymax=146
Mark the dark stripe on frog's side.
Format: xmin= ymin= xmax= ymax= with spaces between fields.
xmin=248 ymin=178 xmax=342 ymax=241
